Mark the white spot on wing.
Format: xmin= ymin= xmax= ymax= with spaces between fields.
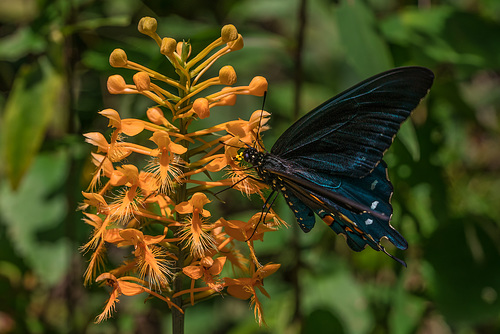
xmin=371 ymin=201 xmax=379 ymax=210
xmin=371 ymin=180 xmax=378 ymax=190
xmin=365 ymin=219 xmax=373 ymax=225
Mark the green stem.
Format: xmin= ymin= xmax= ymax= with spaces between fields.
xmin=172 ymin=89 xmax=190 ymax=333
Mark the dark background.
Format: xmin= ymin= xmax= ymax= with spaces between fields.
xmin=1 ymin=0 xmax=500 ymax=333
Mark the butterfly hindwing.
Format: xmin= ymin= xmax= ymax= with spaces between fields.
xmin=275 ymin=162 xmax=407 ymax=258
xmin=281 ymin=189 xmax=316 ymax=232
xmin=271 ymin=67 xmax=434 ymax=178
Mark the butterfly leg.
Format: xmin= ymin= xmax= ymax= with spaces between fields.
xmin=246 ymin=190 xmax=278 ymax=241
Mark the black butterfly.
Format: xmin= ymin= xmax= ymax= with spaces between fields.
xmin=241 ymin=66 xmax=434 ymax=266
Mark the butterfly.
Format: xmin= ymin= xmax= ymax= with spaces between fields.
xmin=240 ymin=66 xmax=434 ymax=266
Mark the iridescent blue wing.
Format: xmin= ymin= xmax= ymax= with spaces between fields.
xmin=271 ymin=67 xmax=434 ymax=178
xmin=276 ymin=162 xmax=408 ymax=265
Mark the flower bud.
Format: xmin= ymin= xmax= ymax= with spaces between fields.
xmin=221 ymin=24 xmax=238 ymax=43
xmin=133 ymin=72 xmax=151 ymax=91
xmin=138 ymin=17 xmax=157 ymax=35
xmin=107 ymin=75 xmax=127 ymax=94
xmin=219 ymin=66 xmax=237 ymax=85
xmin=192 ymin=98 xmax=210 ymax=119
xmin=248 ymin=76 xmax=268 ymax=96
xmin=227 ymin=34 xmax=243 ymax=51
xmin=109 ymin=49 xmax=128 ymax=68
xmin=147 ymin=107 xmax=165 ymax=125
xmin=160 ymin=37 xmax=177 ymax=56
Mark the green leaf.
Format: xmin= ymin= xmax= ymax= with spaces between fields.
xmin=425 ymin=218 xmax=500 ymax=325
xmin=303 ymin=265 xmax=374 ymax=334
xmin=397 ymin=120 xmax=420 ymax=161
xmin=1 ymin=57 xmax=64 ymax=189
xmin=389 ymin=278 xmax=426 ymax=334
xmin=0 ymin=27 xmax=46 ymax=61
xmin=335 ymin=0 xmax=393 ymax=76
xmin=0 ymin=151 xmax=70 ymax=285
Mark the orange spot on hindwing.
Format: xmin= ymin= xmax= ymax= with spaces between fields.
xmin=322 ymin=215 xmax=335 ymax=226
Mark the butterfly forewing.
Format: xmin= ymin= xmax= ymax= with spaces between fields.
xmin=271 ymin=67 xmax=434 ymax=178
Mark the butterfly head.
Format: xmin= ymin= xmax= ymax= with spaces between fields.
xmin=241 ymin=147 xmax=260 ymax=165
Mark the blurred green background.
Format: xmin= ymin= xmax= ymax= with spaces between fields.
xmin=1 ymin=0 xmax=500 ymax=333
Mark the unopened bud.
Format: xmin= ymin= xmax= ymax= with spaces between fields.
xmin=109 ymin=49 xmax=128 ymax=68
xmin=147 ymin=107 xmax=165 ymax=125
xmin=161 ymin=38 xmax=177 ymax=56
xmin=192 ymin=98 xmax=210 ymax=119
xmin=107 ymin=75 xmax=127 ymax=94
xmin=248 ymin=76 xmax=268 ymax=96
xmin=219 ymin=66 xmax=237 ymax=85
xmin=138 ymin=17 xmax=157 ymax=35
xmin=133 ymin=72 xmax=151 ymax=91
xmin=221 ymin=24 xmax=238 ymax=43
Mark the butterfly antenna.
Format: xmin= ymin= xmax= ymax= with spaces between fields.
xmin=219 ymin=133 xmax=252 ymax=149
xmin=254 ymin=91 xmax=269 ymax=152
